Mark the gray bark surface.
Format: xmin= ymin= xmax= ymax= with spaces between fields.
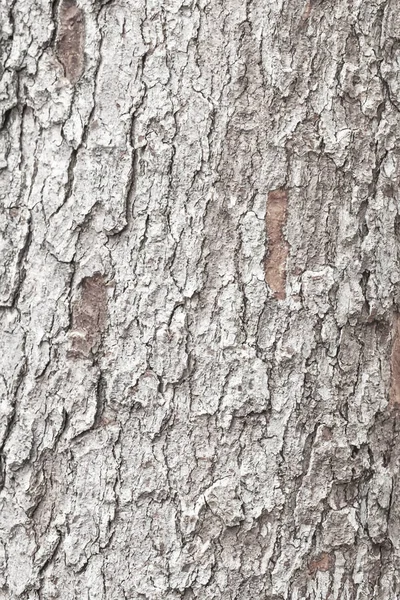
xmin=1 ymin=0 xmax=400 ymax=598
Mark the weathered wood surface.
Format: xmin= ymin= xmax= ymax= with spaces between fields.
xmin=1 ymin=0 xmax=400 ymax=598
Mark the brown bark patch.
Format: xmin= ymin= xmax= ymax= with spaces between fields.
xmin=301 ymin=0 xmax=312 ymax=21
xmin=308 ymin=552 xmax=335 ymax=576
xmin=69 ymin=274 xmax=108 ymax=359
xmin=265 ymin=188 xmax=289 ymax=300
xmin=390 ymin=314 xmax=400 ymax=406
xmin=56 ymin=0 xmax=85 ymax=84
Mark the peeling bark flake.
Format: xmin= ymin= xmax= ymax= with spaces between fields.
xmin=69 ymin=274 xmax=108 ymax=359
xmin=265 ymin=188 xmax=289 ymax=300
xmin=390 ymin=314 xmax=400 ymax=406
xmin=56 ymin=0 xmax=85 ymax=84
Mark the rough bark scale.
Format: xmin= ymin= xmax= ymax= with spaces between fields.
xmin=1 ymin=0 xmax=400 ymax=598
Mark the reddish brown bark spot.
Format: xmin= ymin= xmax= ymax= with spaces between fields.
xmin=69 ymin=274 xmax=108 ymax=359
xmin=56 ymin=0 xmax=85 ymax=84
xmin=265 ymin=188 xmax=289 ymax=300
xmin=308 ymin=552 xmax=335 ymax=576
xmin=321 ymin=426 xmax=333 ymax=441
xmin=301 ymin=0 xmax=312 ymax=21
xmin=390 ymin=315 xmax=400 ymax=406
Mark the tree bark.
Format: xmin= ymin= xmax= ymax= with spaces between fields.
xmin=1 ymin=0 xmax=400 ymax=598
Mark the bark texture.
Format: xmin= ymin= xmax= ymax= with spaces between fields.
xmin=1 ymin=0 xmax=400 ymax=598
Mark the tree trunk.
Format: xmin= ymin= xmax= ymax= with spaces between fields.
xmin=1 ymin=0 xmax=400 ymax=598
